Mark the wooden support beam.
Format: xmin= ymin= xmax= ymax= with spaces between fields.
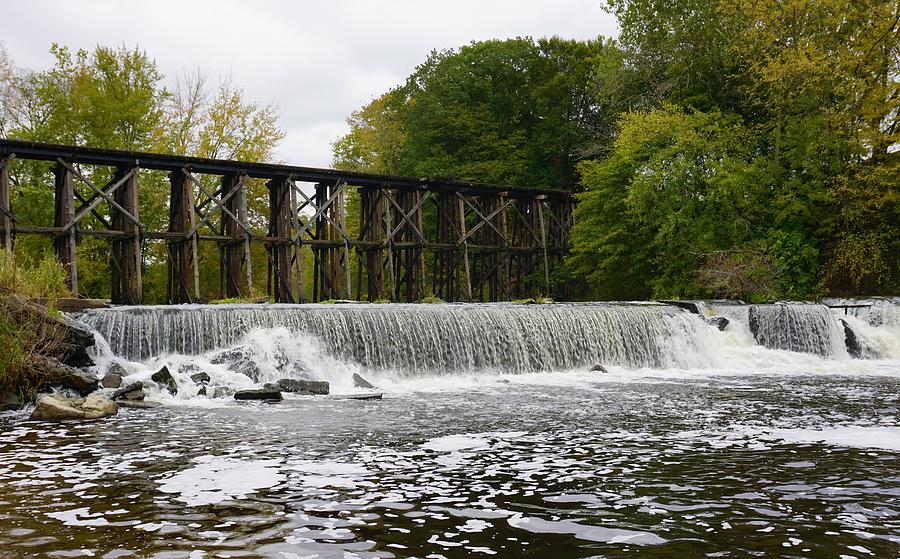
xmin=457 ymin=193 xmax=473 ymax=301
xmin=267 ymin=177 xmax=294 ymax=303
xmin=166 ymin=170 xmax=197 ymax=303
xmin=53 ymin=162 xmax=77 ymax=296
xmin=220 ymin=173 xmax=252 ymax=299
xmin=110 ymin=166 xmax=142 ymax=305
xmin=0 ymin=155 xmax=13 ymax=250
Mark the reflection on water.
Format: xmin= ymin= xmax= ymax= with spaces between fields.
xmin=1 ymin=373 xmax=898 ymax=558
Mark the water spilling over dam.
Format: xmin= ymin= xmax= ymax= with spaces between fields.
xmin=79 ymin=302 xmax=721 ymax=372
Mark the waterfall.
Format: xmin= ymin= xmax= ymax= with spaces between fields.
xmin=78 ymin=303 xmax=720 ymax=373
xmin=746 ymin=304 xmax=846 ymax=357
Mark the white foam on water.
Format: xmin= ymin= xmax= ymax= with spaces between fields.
xmin=507 ymin=514 xmax=666 ymax=545
xmin=764 ymin=427 xmax=900 ymax=451
xmin=157 ymin=455 xmax=285 ymax=506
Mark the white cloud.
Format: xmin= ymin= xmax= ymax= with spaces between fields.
xmin=0 ymin=0 xmax=618 ymax=167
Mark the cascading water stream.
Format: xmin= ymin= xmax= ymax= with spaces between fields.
xmin=79 ymin=303 xmax=721 ymax=373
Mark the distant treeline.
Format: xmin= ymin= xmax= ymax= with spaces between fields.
xmin=333 ymin=0 xmax=899 ymax=301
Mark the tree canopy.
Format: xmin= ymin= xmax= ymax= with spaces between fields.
xmin=335 ymin=1 xmax=899 ymax=300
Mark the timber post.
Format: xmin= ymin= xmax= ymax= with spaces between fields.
xmin=53 ymin=161 xmax=77 ymax=296
xmin=0 ymin=155 xmax=12 ymax=251
xmin=110 ymin=165 xmax=142 ymax=304
xmin=166 ymin=169 xmax=197 ymax=303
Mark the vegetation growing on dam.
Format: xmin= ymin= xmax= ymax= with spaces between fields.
xmin=1 ymin=0 xmax=897 ymax=302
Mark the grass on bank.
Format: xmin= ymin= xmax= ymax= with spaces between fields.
xmin=0 ymin=251 xmax=71 ymax=397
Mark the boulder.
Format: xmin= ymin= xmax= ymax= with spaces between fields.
xmin=352 ymin=373 xmax=375 ymax=389
xmin=111 ymin=381 xmax=145 ymax=401
xmin=29 ymin=355 xmax=98 ymax=395
xmin=81 ymin=394 xmax=119 ymax=419
xmin=705 ymin=316 xmax=730 ymax=331
xmin=197 ymin=386 xmax=207 ymax=396
xmin=30 ymin=393 xmax=118 ymax=421
xmin=234 ymin=389 xmax=283 ymax=401
xmin=273 ymin=378 xmax=329 ymax=395
xmin=840 ymin=319 xmax=862 ymax=358
xmin=190 ymin=372 xmax=211 ymax=385
xmin=590 ymin=364 xmax=609 ymax=373
xmin=211 ymin=386 xmax=235 ymax=399
xmin=151 ymin=366 xmax=178 ymax=395
xmin=100 ymin=372 xmax=123 ymax=389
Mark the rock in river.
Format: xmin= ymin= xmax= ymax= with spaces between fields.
xmin=705 ymin=316 xmax=730 ymax=331
xmin=590 ymin=364 xmax=609 ymax=373
xmin=190 ymin=372 xmax=211 ymax=385
xmin=30 ymin=354 xmax=99 ymax=395
xmin=111 ymin=381 xmax=146 ymax=402
xmin=30 ymin=393 xmax=118 ymax=421
xmin=352 ymin=373 xmax=375 ymax=389
xmin=234 ymin=389 xmax=283 ymax=401
xmin=151 ymin=366 xmax=178 ymax=395
xmin=268 ymin=378 xmax=329 ymax=395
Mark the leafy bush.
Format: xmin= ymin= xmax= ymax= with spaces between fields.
xmin=0 ymin=250 xmax=69 ymax=304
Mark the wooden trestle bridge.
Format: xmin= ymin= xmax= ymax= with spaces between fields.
xmin=0 ymin=139 xmax=574 ymax=304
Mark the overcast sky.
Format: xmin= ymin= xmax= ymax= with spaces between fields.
xmin=1 ymin=1 xmax=618 ymax=168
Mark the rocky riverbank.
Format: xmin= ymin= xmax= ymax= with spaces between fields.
xmin=0 ymin=297 xmax=380 ymax=421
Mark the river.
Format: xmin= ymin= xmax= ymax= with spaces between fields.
xmin=0 ymin=302 xmax=898 ymax=558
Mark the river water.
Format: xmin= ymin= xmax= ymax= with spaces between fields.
xmin=0 ymin=302 xmax=898 ymax=558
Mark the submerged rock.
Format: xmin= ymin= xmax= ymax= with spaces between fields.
xmin=211 ymin=386 xmax=235 ymax=399
xmin=117 ymin=400 xmax=163 ymax=409
xmin=151 ymin=366 xmax=178 ymax=395
xmin=352 ymin=373 xmax=375 ymax=389
xmin=336 ymin=392 xmax=383 ymax=401
xmin=30 ymin=393 xmax=118 ymax=421
xmin=840 ymin=319 xmax=862 ymax=358
xmin=706 ymin=316 xmax=730 ymax=331
xmin=590 ymin=364 xmax=609 ymax=373
xmin=271 ymin=378 xmax=329 ymax=395
xmin=234 ymin=389 xmax=283 ymax=401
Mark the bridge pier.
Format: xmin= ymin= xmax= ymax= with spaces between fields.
xmin=167 ymin=169 xmax=199 ymax=303
xmin=53 ymin=162 xmax=78 ymax=296
xmin=220 ymin=173 xmax=252 ymax=299
xmin=110 ymin=165 xmax=142 ymax=304
xmin=0 ymin=155 xmax=12 ymax=251
xmin=267 ymin=177 xmax=295 ymax=303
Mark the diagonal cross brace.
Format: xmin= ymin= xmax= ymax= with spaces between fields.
xmin=291 ymin=180 xmax=350 ymax=243
xmin=183 ymin=169 xmax=253 ymax=237
xmin=457 ymin=194 xmax=512 ymax=246
xmin=66 ymin=167 xmax=137 ymax=233
xmin=57 ymin=158 xmax=142 ymax=230
xmin=383 ymin=189 xmax=430 ymax=245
